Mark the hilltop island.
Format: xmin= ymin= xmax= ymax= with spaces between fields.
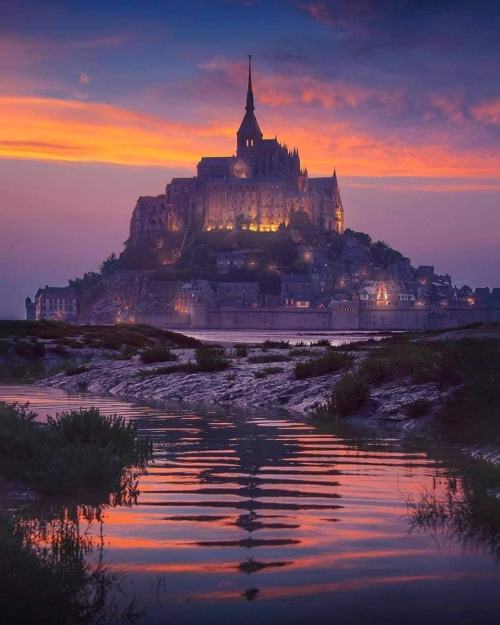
xmin=26 ymin=58 xmax=500 ymax=331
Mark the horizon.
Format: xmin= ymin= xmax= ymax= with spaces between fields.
xmin=1 ymin=0 xmax=500 ymax=318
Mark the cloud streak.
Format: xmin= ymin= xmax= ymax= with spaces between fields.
xmin=1 ymin=95 xmax=499 ymax=180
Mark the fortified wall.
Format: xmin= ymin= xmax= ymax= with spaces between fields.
xmin=136 ymin=302 xmax=500 ymax=332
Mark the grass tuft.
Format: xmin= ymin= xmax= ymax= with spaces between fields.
xmin=294 ymin=350 xmax=354 ymax=379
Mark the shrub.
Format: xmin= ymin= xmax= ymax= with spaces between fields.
xmin=328 ymin=374 xmax=369 ymax=416
xmin=0 ymin=403 xmax=152 ymax=495
xmin=310 ymin=338 xmax=331 ymax=347
xmin=403 ymin=398 xmax=432 ymax=418
xmin=234 ymin=344 xmax=248 ymax=358
xmin=64 ymin=363 xmax=89 ymax=376
xmin=289 ymin=347 xmax=312 ymax=357
xmin=254 ymin=366 xmax=284 ymax=379
xmin=248 ymin=354 xmax=291 ymax=364
xmin=261 ymin=340 xmax=289 ymax=351
xmin=195 ymin=346 xmax=229 ymax=371
xmin=139 ymin=363 xmax=197 ymax=377
xmin=14 ymin=340 xmax=45 ymax=359
xmin=294 ymin=350 xmax=354 ymax=379
xmin=140 ymin=345 xmax=178 ymax=364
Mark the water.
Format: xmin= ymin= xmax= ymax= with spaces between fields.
xmin=180 ymin=329 xmax=387 ymax=346
xmin=1 ymin=384 xmax=500 ymax=624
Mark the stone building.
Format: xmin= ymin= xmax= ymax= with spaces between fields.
xmin=129 ymin=56 xmax=344 ymax=257
xmin=32 ymin=286 xmax=77 ymax=321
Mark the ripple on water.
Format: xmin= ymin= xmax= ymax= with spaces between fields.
xmin=1 ymin=384 xmax=499 ymax=625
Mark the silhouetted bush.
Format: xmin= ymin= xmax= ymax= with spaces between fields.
xmin=329 ymin=374 xmax=369 ymax=416
xmin=294 ymin=350 xmax=353 ymax=379
xmin=14 ymin=339 xmax=45 ymax=359
xmin=234 ymin=344 xmax=248 ymax=357
xmin=0 ymin=403 xmax=152 ymax=496
xmin=248 ymin=354 xmax=291 ymax=364
xmin=64 ymin=363 xmax=89 ymax=376
xmin=140 ymin=345 xmax=178 ymax=364
xmin=195 ymin=346 xmax=229 ymax=371
xmin=261 ymin=340 xmax=289 ymax=350
xmin=254 ymin=366 xmax=284 ymax=379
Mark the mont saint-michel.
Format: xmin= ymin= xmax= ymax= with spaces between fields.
xmin=26 ymin=59 xmax=500 ymax=331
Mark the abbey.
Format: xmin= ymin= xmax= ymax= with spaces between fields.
xmin=130 ymin=57 xmax=344 ymax=251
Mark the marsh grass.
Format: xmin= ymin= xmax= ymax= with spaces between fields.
xmin=260 ymin=340 xmax=289 ymax=350
xmin=248 ymin=354 xmax=291 ymax=364
xmin=294 ymin=350 xmax=354 ymax=379
xmin=139 ymin=345 xmax=178 ymax=364
xmin=0 ymin=403 xmax=152 ymax=496
xmin=254 ymin=366 xmax=284 ymax=379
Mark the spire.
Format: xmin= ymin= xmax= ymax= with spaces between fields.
xmin=237 ymin=54 xmax=262 ymax=154
xmin=246 ymin=54 xmax=254 ymax=112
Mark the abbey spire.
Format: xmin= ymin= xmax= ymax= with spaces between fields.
xmin=246 ymin=54 xmax=255 ymax=112
xmin=237 ymin=54 xmax=263 ymax=154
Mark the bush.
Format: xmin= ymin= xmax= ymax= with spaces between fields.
xmin=254 ymin=366 xmax=284 ymax=379
xmin=14 ymin=340 xmax=45 ymax=359
xmin=234 ymin=344 xmax=248 ymax=358
xmin=289 ymin=347 xmax=312 ymax=357
xmin=64 ymin=363 xmax=88 ymax=376
xmin=261 ymin=340 xmax=289 ymax=350
xmin=140 ymin=345 xmax=178 ymax=364
xmin=310 ymin=339 xmax=331 ymax=347
xmin=248 ymin=354 xmax=291 ymax=364
xmin=195 ymin=346 xmax=229 ymax=371
xmin=294 ymin=350 xmax=354 ymax=379
xmin=403 ymin=398 xmax=432 ymax=418
xmin=329 ymin=374 xmax=369 ymax=416
xmin=0 ymin=403 xmax=152 ymax=496
xmin=139 ymin=363 xmax=197 ymax=377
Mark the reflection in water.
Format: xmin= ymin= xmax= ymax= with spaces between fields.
xmin=406 ymin=467 xmax=500 ymax=559
xmin=2 ymin=496 xmax=143 ymax=625
xmin=1 ymin=385 xmax=500 ymax=625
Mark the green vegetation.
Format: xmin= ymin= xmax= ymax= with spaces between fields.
xmin=254 ymin=366 xmax=284 ymax=379
xmin=14 ymin=339 xmax=45 ymax=359
xmin=289 ymin=347 xmax=312 ymax=357
xmin=140 ymin=345 xmax=178 ymax=364
xmin=317 ymin=336 xmax=500 ymax=432
xmin=0 ymin=403 xmax=151 ymax=496
xmin=323 ymin=374 xmax=370 ymax=417
xmin=64 ymin=363 xmax=89 ymax=376
xmin=139 ymin=363 xmax=196 ymax=377
xmin=310 ymin=339 xmax=331 ymax=347
xmin=294 ymin=350 xmax=354 ymax=379
xmin=0 ymin=320 xmax=200 ymax=349
xmin=260 ymin=340 xmax=290 ymax=350
xmin=195 ymin=345 xmax=229 ymax=371
xmin=248 ymin=353 xmax=291 ymax=364
xmin=234 ymin=343 xmax=248 ymax=357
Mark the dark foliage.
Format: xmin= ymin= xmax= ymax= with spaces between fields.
xmin=0 ymin=403 xmax=152 ymax=496
xmin=140 ymin=346 xmax=178 ymax=364
xmin=294 ymin=350 xmax=353 ymax=379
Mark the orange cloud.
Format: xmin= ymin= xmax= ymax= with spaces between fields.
xmin=1 ymin=95 xmax=500 ymax=179
xmin=0 ymin=96 xmax=233 ymax=168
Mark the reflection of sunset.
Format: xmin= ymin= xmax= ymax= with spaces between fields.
xmin=3 ymin=385 xmax=499 ymax=622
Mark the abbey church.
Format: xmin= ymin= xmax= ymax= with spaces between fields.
xmin=130 ymin=57 xmax=344 ymax=251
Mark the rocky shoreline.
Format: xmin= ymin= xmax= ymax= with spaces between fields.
xmin=41 ymin=341 xmax=450 ymax=427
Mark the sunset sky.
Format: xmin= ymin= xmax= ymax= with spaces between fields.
xmin=1 ymin=0 xmax=499 ymax=318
